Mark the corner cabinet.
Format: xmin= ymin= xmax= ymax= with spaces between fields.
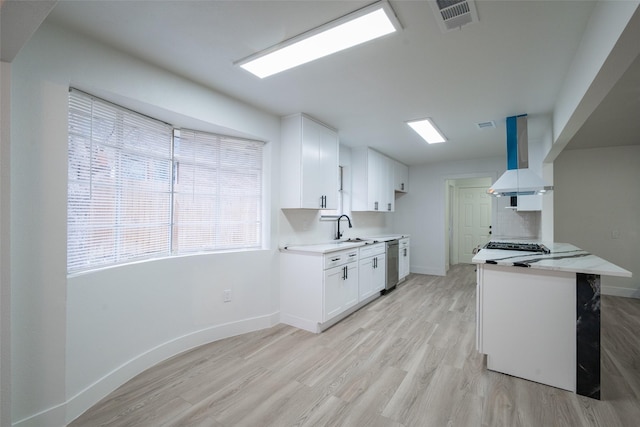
xmin=280 ymin=113 xmax=339 ymax=209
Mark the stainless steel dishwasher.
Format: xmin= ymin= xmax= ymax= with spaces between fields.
xmin=384 ymin=240 xmax=399 ymax=293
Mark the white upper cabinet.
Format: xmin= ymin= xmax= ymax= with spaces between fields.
xmin=352 ymin=147 xmax=396 ymax=212
xmin=393 ymin=160 xmax=409 ymax=193
xmin=281 ymin=113 xmax=339 ymax=209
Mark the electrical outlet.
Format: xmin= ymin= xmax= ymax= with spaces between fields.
xmin=223 ymin=289 xmax=232 ymax=302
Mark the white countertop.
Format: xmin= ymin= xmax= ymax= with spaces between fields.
xmin=282 ymin=241 xmax=368 ymax=254
xmin=281 ymin=234 xmax=409 ymax=254
xmin=472 ymin=242 xmax=632 ymax=277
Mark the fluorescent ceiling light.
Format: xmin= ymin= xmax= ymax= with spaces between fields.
xmin=407 ymin=118 xmax=447 ymax=144
xmin=236 ymin=1 xmax=401 ymax=78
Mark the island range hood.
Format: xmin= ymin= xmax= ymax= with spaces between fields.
xmin=487 ymin=114 xmax=553 ymax=197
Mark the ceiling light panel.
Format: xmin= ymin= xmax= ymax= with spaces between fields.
xmin=407 ymin=118 xmax=447 ymax=144
xmin=236 ymin=1 xmax=401 ymax=78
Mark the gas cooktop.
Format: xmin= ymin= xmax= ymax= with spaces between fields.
xmin=483 ymin=241 xmax=550 ymax=254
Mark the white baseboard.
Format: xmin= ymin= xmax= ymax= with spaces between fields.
xmin=12 ymin=401 xmax=66 ymax=427
xmin=602 ymin=285 xmax=640 ymax=298
xmin=280 ymin=313 xmax=320 ymax=333
xmin=14 ymin=312 xmax=280 ymax=427
xmin=281 ymin=293 xmax=382 ymax=334
xmin=410 ymin=266 xmax=446 ymax=276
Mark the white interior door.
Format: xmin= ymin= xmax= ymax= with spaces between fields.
xmin=458 ymin=187 xmax=492 ymax=263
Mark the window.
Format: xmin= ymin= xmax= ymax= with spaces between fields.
xmin=67 ymin=89 xmax=264 ymax=274
xmin=173 ymin=129 xmax=263 ymax=253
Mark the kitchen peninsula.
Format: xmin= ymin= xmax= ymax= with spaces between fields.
xmin=473 ymin=242 xmax=632 ymax=399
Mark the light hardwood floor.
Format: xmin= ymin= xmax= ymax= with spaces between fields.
xmin=69 ymin=264 xmax=640 ymax=426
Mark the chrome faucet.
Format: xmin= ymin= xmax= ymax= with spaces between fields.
xmin=335 ymin=214 xmax=352 ymax=240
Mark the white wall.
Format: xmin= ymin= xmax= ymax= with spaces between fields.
xmin=554 ymin=146 xmax=639 ymax=297
xmin=393 ymin=157 xmax=505 ymax=276
xmin=1 ymin=60 xmax=13 ymax=427
xmin=10 ymin=22 xmax=281 ymax=426
xmin=548 ymin=1 xmax=640 ymax=161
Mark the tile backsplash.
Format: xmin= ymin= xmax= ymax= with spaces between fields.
xmin=493 ymin=199 xmax=541 ymax=240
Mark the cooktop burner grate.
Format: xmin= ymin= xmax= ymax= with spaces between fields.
xmin=484 ymin=241 xmax=550 ymax=254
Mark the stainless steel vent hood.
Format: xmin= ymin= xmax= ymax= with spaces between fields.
xmin=488 ymin=115 xmax=553 ymax=197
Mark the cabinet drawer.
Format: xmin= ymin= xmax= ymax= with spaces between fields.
xmin=399 ymin=238 xmax=409 ymax=249
xmin=324 ymin=249 xmax=358 ymax=269
xmin=359 ymin=243 xmax=386 ymax=259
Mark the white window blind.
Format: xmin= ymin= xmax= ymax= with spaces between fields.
xmin=68 ymin=89 xmax=264 ymax=273
xmin=68 ymin=89 xmax=173 ymax=272
xmin=173 ymin=129 xmax=263 ymax=253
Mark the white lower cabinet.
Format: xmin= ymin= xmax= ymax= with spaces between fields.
xmin=281 ymin=248 xmax=360 ymax=333
xmin=359 ymin=243 xmax=386 ymax=300
xmin=477 ymin=264 xmax=576 ymax=392
xmin=399 ymin=237 xmax=410 ymax=281
xmin=281 ymin=244 xmax=386 ymax=333
xmin=324 ymin=261 xmax=359 ymax=321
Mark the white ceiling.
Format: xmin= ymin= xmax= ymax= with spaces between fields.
xmin=8 ymin=0 xmax=640 ymax=165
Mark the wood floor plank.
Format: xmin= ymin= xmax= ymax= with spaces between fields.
xmin=69 ymin=266 xmax=640 ymax=427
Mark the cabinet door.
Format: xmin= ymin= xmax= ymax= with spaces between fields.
xmin=291 ymin=115 xmax=338 ymax=209
xmin=317 ymin=122 xmax=339 ymax=210
xmin=399 ymin=245 xmax=410 ymax=280
xmin=359 ymin=255 xmax=386 ymax=299
xmin=324 ymin=265 xmax=345 ymax=321
xmin=352 ymin=147 xmax=395 ymax=212
xmin=301 ymin=117 xmax=324 ymax=208
xmin=344 ymin=262 xmax=359 ymax=309
xmin=372 ymin=254 xmax=386 ymax=292
xmin=359 ymin=257 xmax=374 ymax=300
xmin=367 ymin=150 xmax=382 ymax=211
xmin=369 ymin=150 xmax=393 ymax=212
xmin=324 ymin=262 xmax=359 ymax=322
xmin=394 ymin=160 xmax=409 ymax=193
xmin=381 ymin=158 xmax=394 ymax=212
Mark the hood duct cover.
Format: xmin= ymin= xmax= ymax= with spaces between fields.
xmin=488 ymin=115 xmax=553 ymax=197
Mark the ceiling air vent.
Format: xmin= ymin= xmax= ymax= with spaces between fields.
xmin=429 ymin=0 xmax=479 ymax=33
xmin=476 ymin=120 xmax=496 ymax=130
